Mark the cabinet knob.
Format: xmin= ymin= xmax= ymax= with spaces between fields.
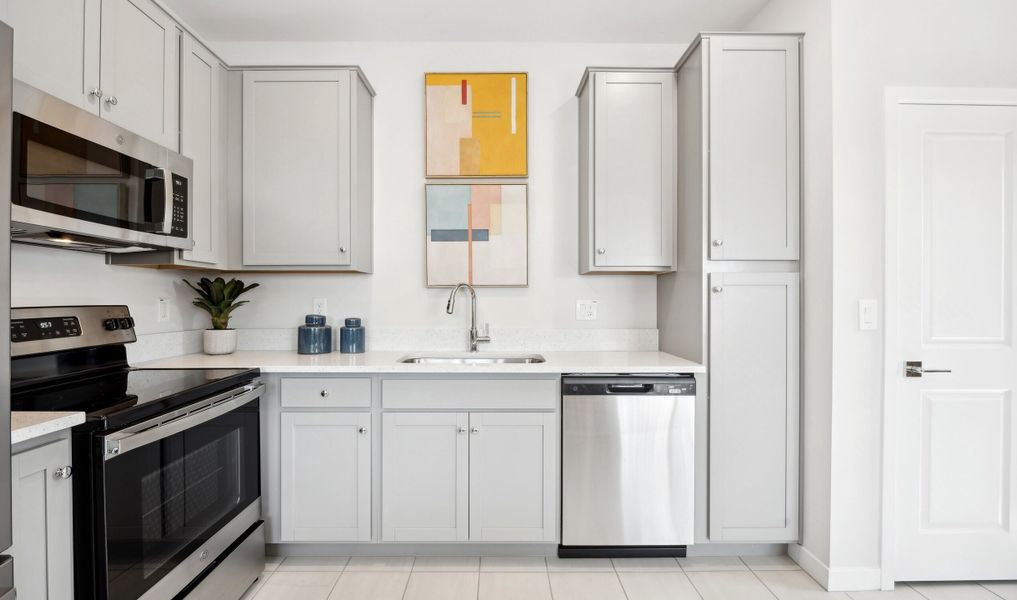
xmin=319 ymin=389 xmax=329 ymax=397
xmin=712 ymin=239 xmax=724 ymax=247
xmin=358 ymin=426 xmax=367 ymax=434
xmin=89 ymin=88 xmax=103 ymax=98
xmin=596 ymin=248 xmax=606 ymax=255
xmin=104 ymin=95 xmax=118 ymax=106
xmin=457 ymin=426 xmax=467 ymax=434
xmin=54 ymin=466 xmax=72 ymax=479
xmin=470 ymin=426 xmax=480 ymax=434
xmin=712 ymin=286 xmax=723 ymax=293
xmin=339 ymin=246 xmax=347 ymax=253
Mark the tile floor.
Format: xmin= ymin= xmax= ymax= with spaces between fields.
xmin=239 ymin=554 xmax=1017 ymax=600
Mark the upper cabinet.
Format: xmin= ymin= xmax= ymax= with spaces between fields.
xmin=98 ymin=0 xmax=179 ymax=149
xmin=242 ymin=69 xmax=374 ymax=271
xmin=577 ymin=68 xmax=676 ymax=273
xmin=0 ymin=0 xmax=100 ymax=112
xmin=678 ymin=33 xmax=801 ymax=261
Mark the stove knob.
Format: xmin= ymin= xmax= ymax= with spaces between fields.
xmin=103 ymin=319 xmax=119 ymax=331
xmin=118 ymin=318 xmax=131 ymax=329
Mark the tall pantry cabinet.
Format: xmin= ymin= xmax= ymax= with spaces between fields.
xmin=658 ymin=33 xmax=803 ymax=543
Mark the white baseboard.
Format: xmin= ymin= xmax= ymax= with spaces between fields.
xmin=789 ymin=544 xmax=882 ymax=591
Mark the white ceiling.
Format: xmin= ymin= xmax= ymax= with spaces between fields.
xmin=161 ymin=0 xmax=771 ymax=43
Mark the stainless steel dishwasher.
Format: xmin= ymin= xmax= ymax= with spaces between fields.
xmin=560 ymin=375 xmax=695 ymax=557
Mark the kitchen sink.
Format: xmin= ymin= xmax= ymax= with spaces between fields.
xmin=398 ymin=353 xmax=546 ymax=365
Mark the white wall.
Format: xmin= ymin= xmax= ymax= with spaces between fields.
xmin=11 ymin=244 xmax=207 ymax=335
xmin=744 ymin=0 xmax=834 ymax=571
xmin=215 ymin=41 xmax=684 ymax=334
xmin=827 ymin=0 xmax=1017 ymax=583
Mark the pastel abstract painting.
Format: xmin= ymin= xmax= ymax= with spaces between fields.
xmin=425 ymin=73 xmax=527 ymax=177
xmin=426 ymin=184 xmax=528 ymax=287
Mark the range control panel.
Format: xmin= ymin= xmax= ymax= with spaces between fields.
xmin=10 ymin=316 xmax=81 ymax=343
xmin=10 ymin=305 xmax=137 ymax=357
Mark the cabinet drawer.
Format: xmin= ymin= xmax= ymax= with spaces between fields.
xmin=382 ymin=379 xmax=557 ymax=411
xmin=281 ymin=377 xmax=372 ymax=408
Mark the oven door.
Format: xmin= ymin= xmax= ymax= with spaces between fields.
xmin=96 ymin=385 xmax=261 ymax=600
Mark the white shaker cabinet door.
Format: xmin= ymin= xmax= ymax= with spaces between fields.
xmin=0 ymin=0 xmax=100 ymax=112
xmin=242 ymin=70 xmax=352 ymax=266
xmin=180 ymin=36 xmax=222 ymax=265
xmin=98 ymin=0 xmax=179 ymax=149
xmin=468 ymin=412 xmax=556 ymax=542
xmin=708 ymin=272 xmax=799 ymax=542
xmin=11 ymin=439 xmax=74 ymax=600
xmin=280 ymin=412 xmax=371 ymax=541
xmin=382 ymin=412 xmax=468 ymax=542
xmin=708 ymin=35 xmax=800 ymax=260
xmin=592 ymin=71 xmax=675 ymax=269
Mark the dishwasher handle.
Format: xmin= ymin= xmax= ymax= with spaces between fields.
xmin=606 ymin=383 xmax=654 ymax=394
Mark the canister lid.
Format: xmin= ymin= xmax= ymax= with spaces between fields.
xmin=344 ymin=317 xmax=362 ymax=327
xmin=305 ymin=314 xmax=326 ymax=326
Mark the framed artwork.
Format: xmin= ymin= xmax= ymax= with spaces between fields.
xmin=425 ymin=73 xmax=527 ymax=177
xmin=425 ymin=184 xmax=527 ymax=287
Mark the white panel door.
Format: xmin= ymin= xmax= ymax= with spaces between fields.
xmin=709 ymin=271 xmax=799 ymax=541
xmin=98 ymin=0 xmax=178 ymax=148
xmin=280 ymin=412 xmax=371 ymax=541
xmin=11 ymin=439 xmax=74 ymax=600
xmin=893 ymin=99 xmax=1017 ymax=580
xmin=593 ymin=71 xmax=674 ymax=269
xmin=708 ymin=35 xmax=800 ymax=260
xmin=180 ymin=36 xmax=221 ymax=265
xmin=0 ymin=0 xmax=100 ymax=112
xmin=242 ymin=70 xmax=352 ymax=266
xmin=382 ymin=412 xmax=468 ymax=541
xmin=469 ymin=412 xmax=556 ymax=542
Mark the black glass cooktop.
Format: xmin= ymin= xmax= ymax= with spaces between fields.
xmin=11 ymin=366 xmax=260 ymax=431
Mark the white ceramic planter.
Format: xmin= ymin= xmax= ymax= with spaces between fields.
xmin=203 ymin=329 xmax=237 ymax=355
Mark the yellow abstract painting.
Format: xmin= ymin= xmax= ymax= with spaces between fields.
xmin=425 ymin=73 xmax=527 ymax=177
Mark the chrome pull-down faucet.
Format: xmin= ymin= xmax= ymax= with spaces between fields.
xmin=446 ymin=283 xmax=491 ymax=352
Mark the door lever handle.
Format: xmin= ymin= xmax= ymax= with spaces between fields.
xmin=905 ymin=360 xmax=952 ymax=378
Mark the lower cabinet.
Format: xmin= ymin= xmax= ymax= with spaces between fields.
xmin=11 ymin=438 xmax=74 ymax=600
xmin=708 ymin=272 xmax=800 ymax=542
xmin=280 ymin=412 xmax=371 ymax=541
xmin=382 ymin=411 xmax=556 ymax=542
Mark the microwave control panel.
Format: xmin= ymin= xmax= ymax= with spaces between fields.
xmin=170 ymin=174 xmax=187 ymax=238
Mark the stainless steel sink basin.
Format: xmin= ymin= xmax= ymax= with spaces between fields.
xmin=398 ymin=353 xmax=546 ymax=365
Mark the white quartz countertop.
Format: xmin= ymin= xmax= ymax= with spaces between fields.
xmin=138 ymin=350 xmax=705 ymax=374
xmin=12 ymin=411 xmax=86 ymax=445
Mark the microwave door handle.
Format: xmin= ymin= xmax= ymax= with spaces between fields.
xmin=103 ymin=384 xmax=262 ymax=459
xmin=145 ymin=167 xmax=172 ymax=235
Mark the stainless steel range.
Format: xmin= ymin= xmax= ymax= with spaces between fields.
xmin=10 ymin=305 xmax=264 ymax=600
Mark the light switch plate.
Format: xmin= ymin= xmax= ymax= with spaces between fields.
xmin=576 ymin=300 xmax=598 ymax=321
xmin=157 ymin=298 xmax=170 ymax=323
xmin=312 ymin=298 xmax=327 ymax=315
xmin=859 ymin=299 xmax=878 ymax=331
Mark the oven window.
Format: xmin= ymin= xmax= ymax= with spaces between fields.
xmin=102 ymin=399 xmax=259 ymax=600
xmin=12 ymin=113 xmax=167 ymax=232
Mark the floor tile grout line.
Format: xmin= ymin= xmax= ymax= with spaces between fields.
xmin=745 ymin=563 xmax=784 ymax=600
xmin=977 ymin=582 xmax=1009 ymax=600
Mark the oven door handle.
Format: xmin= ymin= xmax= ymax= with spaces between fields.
xmin=103 ymin=384 xmax=262 ymax=460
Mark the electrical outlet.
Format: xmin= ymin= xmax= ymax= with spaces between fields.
xmin=858 ymin=299 xmax=878 ymax=331
xmin=312 ymin=298 xmax=328 ymax=315
xmin=576 ymin=300 xmax=598 ymax=321
xmin=157 ymin=298 xmax=170 ymax=323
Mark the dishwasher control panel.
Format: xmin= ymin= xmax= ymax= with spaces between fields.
xmin=562 ymin=376 xmax=695 ymax=396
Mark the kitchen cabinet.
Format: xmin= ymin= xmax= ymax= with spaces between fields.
xmin=678 ymin=33 xmax=801 ymax=261
xmin=576 ymin=68 xmax=675 ymax=273
xmin=280 ymin=412 xmax=371 ymax=541
xmin=242 ymin=68 xmax=374 ymax=271
xmin=708 ymin=272 xmax=799 ymax=541
xmin=10 ymin=438 xmax=74 ymax=600
xmin=98 ymin=0 xmax=179 ymax=149
xmin=0 ymin=0 xmax=100 ymax=112
xmin=382 ymin=411 xmax=556 ymax=543
xmin=0 ymin=0 xmax=179 ymax=149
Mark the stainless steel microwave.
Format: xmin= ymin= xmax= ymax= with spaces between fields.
xmin=10 ymin=82 xmax=192 ymax=253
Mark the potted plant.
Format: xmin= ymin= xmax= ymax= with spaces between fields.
xmin=185 ymin=277 xmax=260 ymax=355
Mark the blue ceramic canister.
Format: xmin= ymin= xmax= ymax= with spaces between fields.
xmin=297 ymin=314 xmax=332 ymax=354
xmin=339 ymin=318 xmax=365 ymax=353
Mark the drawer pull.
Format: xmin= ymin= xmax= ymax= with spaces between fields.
xmin=320 ymin=389 xmax=329 ymax=398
